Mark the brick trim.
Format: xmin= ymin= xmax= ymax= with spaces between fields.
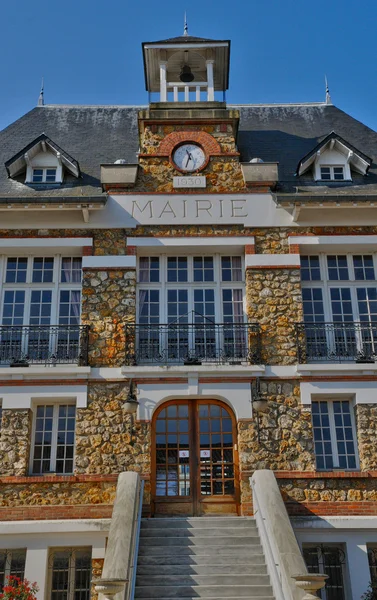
xmin=245 ymin=244 xmax=255 ymax=254
xmin=0 ymin=379 xmax=89 ymax=386
xmin=0 ymin=505 xmax=113 ymax=521
xmin=157 ymin=131 xmax=222 ymax=156
xmin=240 ymin=470 xmax=377 ymax=479
xmin=246 ymin=265 xmax=301 ymax=270
xmin=286 ymin=502 xmax=377 ymax=516
xmin=82 ymin=266 xmax=136 ymax=272
xmin=0 ymin=473 xmax=150 ymax=484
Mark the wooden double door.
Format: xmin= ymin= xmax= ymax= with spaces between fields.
xmin=152 ymin=399 xmax=239 ymax=516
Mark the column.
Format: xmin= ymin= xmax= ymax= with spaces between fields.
xmin=24 ymin=545 xmax=49 ymax=600
xmin=206 ymin=60 xmax=215 ymax=101
xmin=345 ymin=541 xmax=371 ymax=599
xmin=159 ymin=62 xmax=168 ymax=102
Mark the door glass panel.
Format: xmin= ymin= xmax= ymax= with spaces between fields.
xmin=198 ymin=403 xmax=235 ymax=497
xmin=155 ymin=403 xmax=190 ymax=497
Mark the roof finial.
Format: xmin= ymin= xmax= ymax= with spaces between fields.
xmin=183 ymin=11 xmax=188 ymax=36
xmin=325 ymin=75 xmax=332 ymax=105
xmin=38 ymin=77 xmax=44 ymax=107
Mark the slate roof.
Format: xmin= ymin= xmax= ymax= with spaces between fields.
xmin=1 ymin=102 xmax=377 ymax=198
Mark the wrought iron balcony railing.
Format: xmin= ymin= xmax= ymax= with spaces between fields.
xmin=0 ymin=325 xmax=89 ymax=366
xmin=125 ymin=322 xmax=261 ymax=366
xmin=296 ymin=321 xmax=377 ymax=363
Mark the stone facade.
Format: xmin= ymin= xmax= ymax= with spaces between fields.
xmin=246 ymin=268 xmax=303 ymax=365
xmin=0 ymin=410 xmax=31 ymax=476
xmin=356 ymin=404 xmax=377 ymax=470
xmin=0 ymin=480 xmax=117 ymax=507
xmin=81 ymin=269 xmax=136 ymax=367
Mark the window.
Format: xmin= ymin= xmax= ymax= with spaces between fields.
xmin=0 ymin=255 xmax=82 ymax=364
xmin=368 ymin=545 xmax=377 ymax=583
xmin=320 ymin=166 xmax=345 ymax=181
xmin=300 ymin=254 xmax=377 ymax=360
xmin=31 ymin=404 xmax=76 ymax=474
xmin=303 ymin=544 xmax=346 ymax=600
xmin=137 ymin=254 xmax=246 ymax=363
xmin=32 ymin=168 xmax=57 ymax=183
xmin=0 ymin=550 xmax=26 ymax=590
xmin=49 ymin=548 xmax=91 ymax=600
xmin=312 ymin=400 xmax=358 ymax=470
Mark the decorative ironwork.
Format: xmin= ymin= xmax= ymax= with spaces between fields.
xmin=368 ymin=547 xmax=377 ymax=583
xmin=48 ymin=548 xmax=91 ymax=600
xmin=125 ymin=319 xmax=261 ymax=366
xmin=0 ymin=325 xmax=89 ymax=366
xmin=296 ymin=321 xmax=377 ymax=363
xmin=0 ymin=550 xmax=26 ymax=589
xmin=303 ymin=545 xmax=346 ymax=600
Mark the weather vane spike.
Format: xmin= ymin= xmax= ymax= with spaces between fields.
xmin=183 ymin=11 xmax=188 ymax=36
xmin=325 ymin=75 xmax=332 ymax=105
xmin=38 ymin=77 xmax=44 ymax=107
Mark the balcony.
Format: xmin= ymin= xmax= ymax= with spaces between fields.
xmin=125 ymin=322 xmax=261 ymax=366
xmin=0 ymin=325 xmax=89 ymax=367
xmin=296 ymin=322 xmax=377 ymax=363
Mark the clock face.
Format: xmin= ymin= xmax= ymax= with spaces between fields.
xmin=173 ymin=144 xmax=206 ymax=172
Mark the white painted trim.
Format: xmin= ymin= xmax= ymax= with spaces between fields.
xmin=82 ymin=256 xmax=136 ymax=269
xmin=0 ymin=366 xmax=90 ymax=381
xmin=143 ymin=42 xmax=229 ymax=50
xmin=127 ymin=236 xmax=255 ymax=248
xmin=0 ymin=385 xmax=88 ymax=409
xmin=291 ymin=516 xmax=377 ymax=530
xmin=0 ymin=237 xmax=93 ymax=249
xmin=296 ymin=363 xmax=377 ymax=376
xmin=123 ymin=364 xmax=265 ymax=378
xmin=0 ymin=519 xmax=111 ymax=535
xmin=136 ymin=380 xmax=253 ymax=421
xmin=289 ymin=235 xmax=377 ymax=248
xmin=245 ymin=254 xmax=300 ymax=268
xmin=299 ymin=380 xmax=377 ymax=405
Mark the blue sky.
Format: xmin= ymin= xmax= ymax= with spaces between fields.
xmin=1 ymin=0 xmax=377 ymax=132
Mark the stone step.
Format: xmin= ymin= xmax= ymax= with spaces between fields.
xmin=139 ymin=535 xmax=260 ymax=547
xmin=137 ymin=553 xmax=266 ymax=566
xmin=140 ymin=527 xmax=257 ymax=538
xmin=141 ymin=518 xmax=256 ymax=529
xmin=134 ymin=585 xmax=274 ymax=598
xmin=136 ymin=564 xmax=268 ymax=576
xmin=138 ymin=544 xmax=263 ymax=556
xmin=136 ymin=575 xmax=271 ymax=587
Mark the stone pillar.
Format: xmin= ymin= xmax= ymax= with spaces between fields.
xmin=206 ymin=60 xmax=215 ymax=101
xmin=81 ymin=266 xmax=136 ymax=368
xmin=0 ymin=409 xmax=32 ymax=476
xmin=246 ymin=266 xmax=303 ymax=365
xmin=74 ymin=382 xmax=151 ymax=475
xmin=159 ymin=61 xmax=168 ymax=102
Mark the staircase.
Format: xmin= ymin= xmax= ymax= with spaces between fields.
xmin=135 ymin=517 xmax=275 ymax=600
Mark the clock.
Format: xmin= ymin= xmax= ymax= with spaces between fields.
xmin=172 ymin=143 xmax=206 ymax=172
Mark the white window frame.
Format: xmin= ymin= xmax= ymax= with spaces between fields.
xmin=311 ymin=397 xmax=359 ymax=471
xmin=25 ymin=151 xmax=63 ymax=184
xmin=301 ymin=252 xmax=377 ymax=323
xmin=32 ymin=167 xmax=58 ymax=183
xmin=0 ymin=254 xmax=82 ymax=328
xmin=47 ymin=547 xmax=92 ymax=600
xmin=319 ymin=165 xmax=345 ymax=181
xmin=136 ymin=253 xmax=246 ymax=324
xmin=29 ymin=401 xmax=76 ymax=475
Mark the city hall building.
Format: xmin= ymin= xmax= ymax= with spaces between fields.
xmin=1 ymin=28 xmax=377 ymax=600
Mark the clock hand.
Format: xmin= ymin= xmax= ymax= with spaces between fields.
xmin=185 ymin=152 xmax=193 ymax=168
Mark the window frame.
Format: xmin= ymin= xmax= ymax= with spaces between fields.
xmin=136 ymin=253 xmax=246 ymax=324
xmin=29 ymin=401 xmax=76 ymax=475
xmin=302 ymin=543 xmax=348 ymax=600
xmin=0 ymin=549 xmax=26 ymax=590
xmin=320 ymin=165 xmax=345 ymax=181
xmin=300 ymin=253 xmax=377 ymax=324
xmin=32 ymin=167 xmax=58 ymax=184
xmin=47 ymin=547 xmax=92 ymax=600
xmin=311 ymin=398 xmax=359 ymax=471
xmin=0 ymin=254 xmax=82 ymax=328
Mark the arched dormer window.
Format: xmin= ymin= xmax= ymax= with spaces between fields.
xmin=296 ymin=132 xmax=371 ymax=183
xmin=5 ymin=134 xmax=80 ymax=185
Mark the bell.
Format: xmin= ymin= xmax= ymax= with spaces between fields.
xmin=179 ymin=64 xmax=194 ymax=83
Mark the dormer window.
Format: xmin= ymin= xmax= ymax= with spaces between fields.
xmin=320 ymin=166 xmax=345 ymax=181
xmin=32 ymin=168 xmax=57 ymax=183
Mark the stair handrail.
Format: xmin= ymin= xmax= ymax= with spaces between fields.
xmin=94 ymin=471 xmax=144 ymax=600
xmin=251 ymin=470 xmax=326 ymax=600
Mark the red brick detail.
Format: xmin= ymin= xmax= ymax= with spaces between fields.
xmin=0 ymin=379 xmax=88 ymax=387
xmin=286 ymin=502 xmax=377 ymax=516
xmin=289 ymin=244 xmax=300 ymax=254
xmin=0 ymin=505 xmax=113 ymax=521
xmin=0 ymin=473 xmax=149 ymax=484
xmin=158 ymin=131 xmax=221 ymax=156
xmin=151 ymin=125 xmax=158 ymax=134
xmin=240 ymin=470 xmax=377 ymax=480
xmin=82 ymin=267 xmax=135 ymax=272
xmin=82 ymin=246 xmax=93 ymax=256
xmin=219 ymin=124 xmax=228 ymax=133
xmin=127 ymin=246 xmax=137 ymax=256
xmin=245 ymin=244 xmax=255 ymax=255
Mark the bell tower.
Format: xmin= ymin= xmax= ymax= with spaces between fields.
xmin=142 ymin=27 xmax=230 ymax=103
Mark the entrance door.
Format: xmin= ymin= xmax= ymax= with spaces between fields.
xmin=152 ymin=399 xmax=239 ymax=516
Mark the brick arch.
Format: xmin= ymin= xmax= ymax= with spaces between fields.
xmin=158 ymin=131 xmax=221 ymax=155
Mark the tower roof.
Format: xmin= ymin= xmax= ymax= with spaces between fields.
xmin=143 ymin=35 xmax=229 ymax=45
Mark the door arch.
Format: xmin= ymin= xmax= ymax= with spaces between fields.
xmin=151 ymin=399 xmax=239 ymax=516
